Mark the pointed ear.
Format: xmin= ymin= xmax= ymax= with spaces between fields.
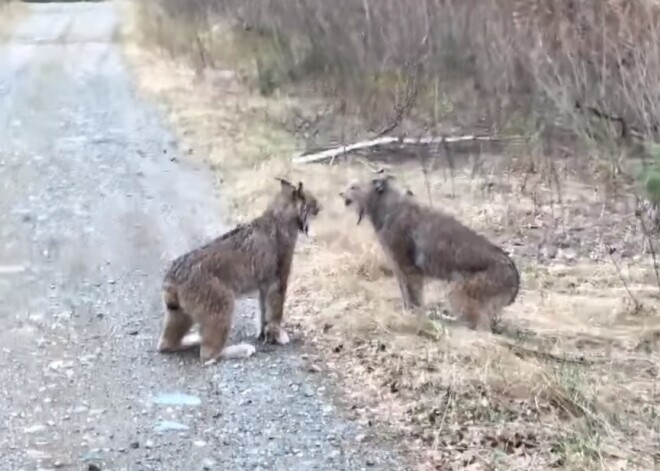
xmin=275 ymin=177 xmax=296 ymax=196
xmin=296 ymin=181 xmax=304 ymax=198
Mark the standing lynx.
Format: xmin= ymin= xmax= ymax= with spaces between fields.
xmin=157 ymin=178 xmax=321 ymax=364
xmin=340 ymin=176 xmax=519 ymax=332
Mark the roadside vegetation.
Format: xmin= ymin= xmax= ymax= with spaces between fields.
xmin=119 ymin=0 xmax=660 ymax=469
xmin=0 ymin=0 xmax=23 ymax=40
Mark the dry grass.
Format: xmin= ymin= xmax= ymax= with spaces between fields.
xmin=119 ymin=1 xmax=660 ymax=469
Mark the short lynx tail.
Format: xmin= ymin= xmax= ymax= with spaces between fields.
xmin=493 ymin=247 xmax=520 ymax=306
xmin=505 ymin=256 xmax=520 ymax=306
xmin=162 ymin=282 xmax=180 ymax=310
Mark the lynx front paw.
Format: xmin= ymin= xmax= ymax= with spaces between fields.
xmin=238 ymin=343 xmax=257 ymax=357
xmin=264 ymin=324 xmax=290 ymax=345
xmin=275 ymin=329 xmax=290 ymax=345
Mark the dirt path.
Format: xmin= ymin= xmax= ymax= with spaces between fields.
xmin=0 ymin=3 xmax=403 ymax=470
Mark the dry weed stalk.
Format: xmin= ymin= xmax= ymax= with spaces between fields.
xmin=635 ymin=195 xmax=660 ymax=294
xmin=604 ymin=242 xmax=642 ymax=311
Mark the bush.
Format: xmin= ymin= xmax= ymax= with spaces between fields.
xmin=640 ymin=145 xmax=660 ymax=203
xmin=145 ymin=0 xmax=660 ymax=158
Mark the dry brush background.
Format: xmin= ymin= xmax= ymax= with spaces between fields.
xmin=0 ymin=0 xmax=24 ymax=38
xmin=118 ymin=0 xmax=659 ymax=469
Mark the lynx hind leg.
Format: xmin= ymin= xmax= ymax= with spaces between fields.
xmin=180 ymin=331 xmax=202 ymax=349
xmin=217 ymin=343 xmax=256 ymax=362
xmin=402 ymin=271 xmax=424 ymax=310
xmin=483 ymin=294 xmax=513 ymax=332
xmin=264 ymin=323 xmax=290 ymax=345
xmin=157 ymin=308 xmax=195 ymax=352
xmin=447 ymin=282 xmax=492 ymax=332
xmin=157 ymin=285 xmax=194 ymax=353
xmin=203 ymin=344 xmax=257 ymax=366
xmin=389 ymin=254 xmax=424 ymax=311
xmin=197 ymin=301 xmax=233 ymax=363
xmin=456 ymin=268 xmax=517 ymax=332
xmin=178 ymin=279 xmax=255 ymax=364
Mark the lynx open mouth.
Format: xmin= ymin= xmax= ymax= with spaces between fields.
xmin=298 ymin=215 xmax=310 ymax=235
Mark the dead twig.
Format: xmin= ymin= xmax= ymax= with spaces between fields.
xmin=605 ymin=242 xmax=642 ymax=310
xmin=415 ymin=130 xmax=435 ymax=207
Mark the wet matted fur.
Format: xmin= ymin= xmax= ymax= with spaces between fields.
xmin=157 ymin=178 xmax=321 ymax=364
xmin=340 ymin=176 xmax=519 ymax=332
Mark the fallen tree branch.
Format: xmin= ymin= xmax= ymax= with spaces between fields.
xmin=292 ymin=134 xmax=511 ymax=164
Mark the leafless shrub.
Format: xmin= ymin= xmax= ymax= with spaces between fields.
xmin=138 ymin=0 xmax=660 ymax=162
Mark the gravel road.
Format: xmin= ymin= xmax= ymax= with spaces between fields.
xmin=0 ymin=3 xmax=403 ymax=470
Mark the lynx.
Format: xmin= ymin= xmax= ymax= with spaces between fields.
xmin=340 ymin=176 xmax=519 ymax=332
xmin=157 ymin=178 xmax=320 ymax=364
